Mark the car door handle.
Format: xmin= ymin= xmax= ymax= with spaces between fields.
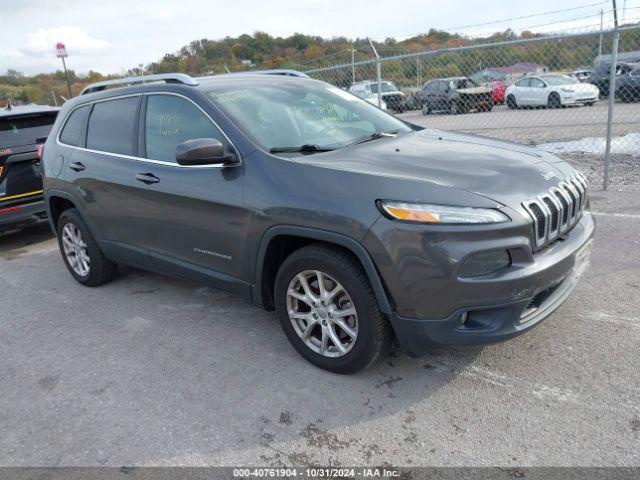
xmin=68 ymin=161 xmax=85 ymax=172
xmin=135 ymin=172 xmax=160 ymax=185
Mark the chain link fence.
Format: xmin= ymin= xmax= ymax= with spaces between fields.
xmin=303 ymin=26 xmax=640 ymax=190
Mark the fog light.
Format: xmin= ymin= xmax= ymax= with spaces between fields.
xmin=459 ymin=250 xmax=511 ymax=278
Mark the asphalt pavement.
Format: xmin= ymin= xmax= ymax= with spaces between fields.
xmin=1 ymin=181 xmax=639 ymax=466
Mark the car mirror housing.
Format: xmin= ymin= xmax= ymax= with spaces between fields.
xmin=175 ymin=138 xmax=237 ymax=166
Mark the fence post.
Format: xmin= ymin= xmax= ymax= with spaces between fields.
xmin=368 ymin=39 xmax=382 ymax=108
xmin=603 ymin=23 xmax=620 ymax=190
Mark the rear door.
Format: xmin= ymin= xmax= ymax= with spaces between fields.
xmin=129 ymin=93 xmax=248 ymax=293
xmin=59 ymin=96 xmax=146 ymax=266
xmin=0 ymin=111 xmax=57 ymax=207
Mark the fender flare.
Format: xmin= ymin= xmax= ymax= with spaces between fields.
xmin=44 ymin=188 xmax=99 ymax=239
xmin=252 ymin=225 xmax=393 ymax=315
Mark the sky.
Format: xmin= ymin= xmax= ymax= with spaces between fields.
xmin=1 ymin=0 xmax=637 ymax=75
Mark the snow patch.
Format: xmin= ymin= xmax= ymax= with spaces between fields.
xmin=539 ymin=133 xmax=640 ymax=157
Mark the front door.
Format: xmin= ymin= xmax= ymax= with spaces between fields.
xmin=130 ymin=93 xmax=249 ymax=294
xmin=528 ymin=77 xmax=548 ymax=105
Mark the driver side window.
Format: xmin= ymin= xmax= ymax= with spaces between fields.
xmin=145 ymin=94 xmax=226 ymax=163
xmin=516 ymin=78 xmax=531 ymax=87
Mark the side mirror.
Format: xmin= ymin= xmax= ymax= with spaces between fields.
xmin=175 ymin=138 xmax=237 ymax=166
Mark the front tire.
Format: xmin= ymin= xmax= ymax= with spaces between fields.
xmin=506 ymin=95 xmax=517 ymax=109
xmin=547 ymin=92 xmax=562 ymax=108
xmin=57 ymin=209 xmax=117 ymax=287
xmin=274 ymin=244 xmax=392 ymax=374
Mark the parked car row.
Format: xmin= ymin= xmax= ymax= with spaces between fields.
xmin=347 ymin=61 xmax=640 ymax=117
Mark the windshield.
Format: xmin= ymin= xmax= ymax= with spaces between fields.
xmin=541 ymin=75 xmax=579 ymax=86
xmin=454 ymin=78 xmax=477 ymax=89
xmin=369 ymin=81 xmax=399 ymax=93
xmin=208 ymin=80 xmax=411 ymax=155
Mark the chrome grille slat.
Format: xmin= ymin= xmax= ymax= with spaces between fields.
xmin=522 ymin=175 xmax=587 ymax=251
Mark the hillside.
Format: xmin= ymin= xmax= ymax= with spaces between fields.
xmin=2 ymin=27 xmax=639 ymax=106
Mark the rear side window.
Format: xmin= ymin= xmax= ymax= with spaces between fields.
xmin=59 ymin=105 xmax=90 ymax=146
xmin=86 ymin=97 xmax=139 ymax=156
xmin=144 ymin=95 xmax=225 ymax=163
xmin=0 ymin=112 xmax=57 ymax=148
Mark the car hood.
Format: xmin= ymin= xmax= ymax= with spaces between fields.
xmin=305 ymin=129 xmax=577 ymax=208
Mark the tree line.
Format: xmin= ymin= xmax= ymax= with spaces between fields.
xmin=2 ymin=26 xmax=639 ymax=106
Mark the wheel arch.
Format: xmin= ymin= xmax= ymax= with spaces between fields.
xmin=46 ymin=190 xmax=97 ymax=238
xmin=253 ymin=226 xmax=393 ymax=315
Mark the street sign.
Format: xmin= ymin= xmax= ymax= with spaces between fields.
xmin=55 ymin=42 xmax=68 ymax=58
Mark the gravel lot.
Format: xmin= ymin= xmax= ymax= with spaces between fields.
xmin=1 ymin=156 xmax=639 ymax=467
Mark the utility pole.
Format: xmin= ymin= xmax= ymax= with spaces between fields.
xmin=597 ymin=9 xmax=604 ymax=62
xmin=603 ymin=0 xmax=620 ymax=190
xmin=55 ymin=42 xmax=73 ymax=98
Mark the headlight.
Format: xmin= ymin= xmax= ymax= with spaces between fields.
xmin=561 ymin=88 xmax=575 ymax=93
xmin=378 ymin=201 xmax=510 ymax=224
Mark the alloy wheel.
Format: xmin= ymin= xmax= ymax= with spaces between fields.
xmin=61 ymin=222 xmax=90 ymax=276
xmin=286 ymin=270 xmax=358 ymax=358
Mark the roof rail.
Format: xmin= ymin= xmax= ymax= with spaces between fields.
xmin=80 ymin=73 xmax=198 ymax=95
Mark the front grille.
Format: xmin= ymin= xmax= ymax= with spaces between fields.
xmin=522 ymin=172 xmax=588 ymax=251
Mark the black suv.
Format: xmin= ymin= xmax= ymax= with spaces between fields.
xmin=587 ymin=62 xmax=639 ymax=96
xmin=420 ymin=77 xmax=493 ymax=114
xmin=42 ymin=73 xmax=594 ymax=373
xmin=1 ymin=104 xmax=59 ymax=231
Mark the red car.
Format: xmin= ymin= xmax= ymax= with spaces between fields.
xmin=490 ymin=80 xmax=510 ymax=104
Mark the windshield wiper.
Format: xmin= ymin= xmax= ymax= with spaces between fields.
xmin=346 ymin=129 xmax=399 ymax=147
xmin=269 ymin=144 xmax=336 ymax=154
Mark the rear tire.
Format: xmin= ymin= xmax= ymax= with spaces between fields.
xmin=57 ymin=209 xmax=117 ymax=287
xmin=506 ymin=95 xmax=517 ymax=109
xmin=274 ymin=243 xmax=392 ymax=374
xmin=421 ymin=103 xmax=431 ymax=115
xmin=450 ymin=101 xmax=459 ymax=115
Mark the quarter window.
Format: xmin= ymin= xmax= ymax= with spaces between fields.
xmin=59 ymin=105 xmax=90 ymax=147
xmin=145 ymin=95 xmax=225 ymax=163
xmin=86 ymin=97 xmax=139 ymax=156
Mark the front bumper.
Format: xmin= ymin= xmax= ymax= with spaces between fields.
xmin=0 ymin=200 xmax=48 ymax=231
xmin=363 ymin=211 xmax=595 ymax=357
xmin=562 ymin=94 xmax=598 ymax=105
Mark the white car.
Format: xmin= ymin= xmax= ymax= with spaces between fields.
xmin=504 ymin=74 xmax=599 ymax=109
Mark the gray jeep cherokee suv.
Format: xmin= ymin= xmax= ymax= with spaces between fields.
xmin=42 ymin=73 xmax=594 ymax=373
